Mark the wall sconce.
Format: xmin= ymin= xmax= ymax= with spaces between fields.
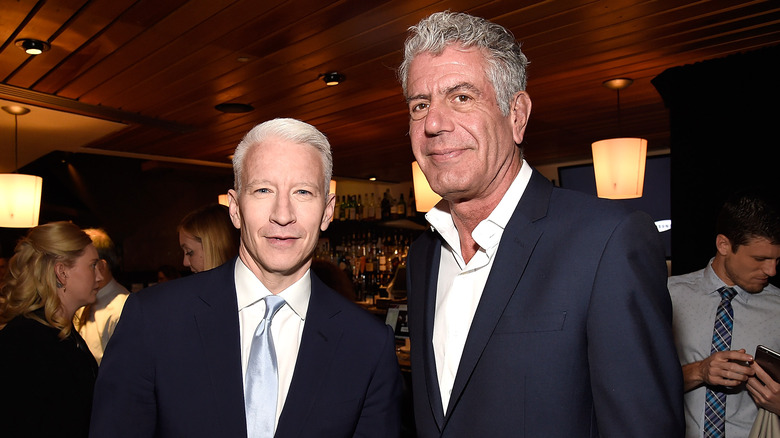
xmin=329 ymin=179 xmax=337 ymax=194
xmin=321 ymin=72 xmax=345 ymax=86
xmin=591 ymin=78 xmax=647 ymax=199
xmin=15 ymin=38 xmax=50 ymax=55
xmin=1 ymin=105 xmax=43 ymax=228
xmin=411 ymin=161 xmax=441 ymax=213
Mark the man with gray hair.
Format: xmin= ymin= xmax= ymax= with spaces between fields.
xmin=91 ymin=118 xmax=402 ymax=437
xmin=74 ymin=227 xmax=130 ymax=365
xmin=401 ymin=11 xmax=684 ymax=437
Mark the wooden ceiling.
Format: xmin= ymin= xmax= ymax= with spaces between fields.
xmin=1 ymin=0 xmax=779 ymax=183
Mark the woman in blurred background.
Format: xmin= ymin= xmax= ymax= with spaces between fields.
xmin=0 ymin=221 xmax=103 ymax=437
xmin=178 ymin=203 xmax=239 ymax=273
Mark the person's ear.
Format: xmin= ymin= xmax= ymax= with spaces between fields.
xmin=510 ymin=91 xmax=532 ymax=145
xmin=321 ymin=192 xmax=336 ymax=231
xmin=54 ymin=262 xmax=68 ymax=287
xmin=715 ymin=234 xmax=733 ymax=256
xmin=228 ymin=189 xmax=241 ymax=229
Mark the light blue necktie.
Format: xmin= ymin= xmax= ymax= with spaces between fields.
xmin=245 ymin=295 xmax=287 ymax=438
xmin=703 ymin=286 xmax=738 ymax=438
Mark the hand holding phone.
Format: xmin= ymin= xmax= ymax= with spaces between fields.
xmin=755 ymin=345 xmax=780 ymax=383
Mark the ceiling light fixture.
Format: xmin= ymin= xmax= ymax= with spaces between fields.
xmin=591 ymin=78 xmax=647 ymax=200
xmin=215 ymin=103 xmax=254 ymax=113
xmin=1 ymin=105 xmax=43 ymax=228
xmin=15 ymin=38 xmax=51 ymax=55
xmin=321 ymin=72 xmax=345 ymax=86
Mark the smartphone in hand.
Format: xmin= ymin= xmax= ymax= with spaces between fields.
xmin=755 ymin=345 xmax=780 ymax=382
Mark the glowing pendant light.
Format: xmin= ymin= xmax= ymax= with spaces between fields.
xmin=1 ymin=105 xmax=43 ymax=228
xmin=591 ymin=79 xmax=647 ymax=199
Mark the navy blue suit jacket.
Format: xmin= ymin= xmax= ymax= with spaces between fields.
xmin=406 ymin=169 xmax=685 ymax=437
xmin=90 ymin=259 xmax=402 ymax=437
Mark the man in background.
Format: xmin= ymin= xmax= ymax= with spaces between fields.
xmin=669 ymin=190 xmax=780 ymax=437
xmin=400 ymin=11 xmax=684 ymax=437
xmin=75 ymin=228 xmax=130 ymax=365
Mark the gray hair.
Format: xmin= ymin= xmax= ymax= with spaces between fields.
xmin=398 ymin=11 xmax=529 ymax=116
xmin=232 ymin=118 xmax=333 ymax=196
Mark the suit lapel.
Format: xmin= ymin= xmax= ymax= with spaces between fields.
xmin=444 ymin=170 xmax=552 ymax=419
xmin=275 ymin=275 xmax=343 ymax=437
xmin=413 ymin=233 xmax=447 ymax=428
xmin=193 ymin=260 xmax=248 ymax=437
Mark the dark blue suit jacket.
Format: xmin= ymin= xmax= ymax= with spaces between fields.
xmin=406 ymin=169 xmax=685 ymax=437
xmin=90 ymin=259 xmax=402 ymax=437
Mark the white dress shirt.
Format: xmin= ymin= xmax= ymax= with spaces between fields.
xmin=235 ymin=259 xmax=309 ymax=431
xmin=75 ymin=278 xmax=130 ymax=365
xmin=426 ymin=160 xmax=532 ymax=412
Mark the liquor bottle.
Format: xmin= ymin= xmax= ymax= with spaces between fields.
xmin=339 ymin=196 xmax=347 ymax=221
xmin=367 ymin=193 xmax=376 ymax=221
xmin=389 ymin=190 xmax=398 ymax=219
xmin=381 ymin=190 xmax=391 ymax=220
xmin=357 ymin=194 xmax=363 ymax=221
xmin=374 ymin=192 xmax=382 ymax=221
xmin=348 ymin=195 xmax=356 ymax=221
xmin=397 ymin=193 xmax=406 ymax=217
xmin=407 ymin=188 xmax=416 ymax=217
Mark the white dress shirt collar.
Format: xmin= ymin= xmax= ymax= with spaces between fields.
xmin=425 ymin=159 xmax=533 ymax=264
xmin=235 ymin=258 xmax=310 ymax=320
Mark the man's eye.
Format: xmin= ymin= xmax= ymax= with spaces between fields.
xmin=295 ymin=189 xmax=312 ymax=196
xmin=409 ymin=102 xmax=429 ymax=120
xmin=454 ymin=94 xmax=471 ymax=103
xmin=255 ymin=188 xmax=270 ymax=194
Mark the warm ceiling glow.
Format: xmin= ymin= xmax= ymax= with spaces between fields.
xmin=412 ymin=161 xmax=441 ymax=213
xmin=591 ymin=138 xmax=647 ymax=199
xmin=0 ymin=174 xmax=43 ymax=227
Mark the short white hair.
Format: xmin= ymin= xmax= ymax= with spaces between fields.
xmin=232 ymin=118 xmax=333 ymax=194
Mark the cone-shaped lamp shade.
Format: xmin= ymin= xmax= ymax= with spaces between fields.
xmin=412 ymin=161 xmax=441 ymax=213
xmin=591 ymin=137 xmax=647 ymax=199
xmin=0 ymin=174 xmax=43 ymax=227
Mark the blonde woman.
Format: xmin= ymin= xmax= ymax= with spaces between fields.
xmin=0 ymin=221 xmax=103 ymax=437
xmin=178 ymin=203 xmax=239 ymax=273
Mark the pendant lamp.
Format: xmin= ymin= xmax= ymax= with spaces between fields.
xmin=591 ymin=79 xmax=647 ymax=199
xmin=1 ymin=105 xmax=43 ymax=228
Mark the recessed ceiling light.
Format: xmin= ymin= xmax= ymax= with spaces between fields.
xmin=15 ymin=38 xmax=51 ymax=55
xmin=321 ymin=72 xmax=345 ymax=86
xmin=215 ymin=103 xmax=254 ymax=113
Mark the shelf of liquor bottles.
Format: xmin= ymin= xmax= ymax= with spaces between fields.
xmin=316 ymin=188 xmax=426 ymax=303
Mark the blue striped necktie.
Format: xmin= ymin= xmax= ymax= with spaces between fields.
xmin=245 ymin=295 xmax=287 ymax=438
xmin=703 ymin=286 xmax=738 ymax=438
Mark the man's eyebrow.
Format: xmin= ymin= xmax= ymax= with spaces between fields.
xmin=406 ymin=82 xmax=481 ymax=104
xmin=444 ymin=82 xmax=480 ymax=96
xmin=406 ymin=93 xmax=429 ymax=104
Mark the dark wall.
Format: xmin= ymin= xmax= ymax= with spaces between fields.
xmin=0 ymin=151 xmax=234 ymax=286
xmin=652 ymin=45 xmax=780 ymax=279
